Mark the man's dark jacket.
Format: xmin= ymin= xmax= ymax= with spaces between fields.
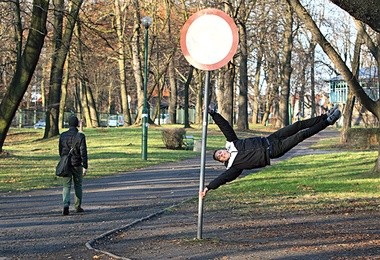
xmin=59 ymin=127 xmax=88 ymax=169
xmin=207 ymin=112 xmax=270 ymax=190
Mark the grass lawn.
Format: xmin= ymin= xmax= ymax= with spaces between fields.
xmin=0 ymin=124 xmax=228 ymax=192
xmin=1 ymin=124 xmax=379 ymax=211
xmin=206 ymin=149 xmax=380 ymax=213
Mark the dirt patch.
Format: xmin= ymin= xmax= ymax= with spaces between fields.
xmin=94 ymin=198 xmax=380 ymax=260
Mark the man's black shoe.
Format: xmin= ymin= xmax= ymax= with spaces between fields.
xmin=76 ymin=207 xmax=84 ymax=213
xmin=327 ymin=104 xmax=338 ymax=116
xmin=63 ymin=207 xmax=69 ymax=216
xmin=327 ymin=109 xmax=341 ymax=125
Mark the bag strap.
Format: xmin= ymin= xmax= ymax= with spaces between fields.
xmin=68 ymin=132 xmax=81 ymax=155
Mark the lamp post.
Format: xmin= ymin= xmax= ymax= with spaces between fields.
xmin=141 ymin=16 xmax=152 ymax=160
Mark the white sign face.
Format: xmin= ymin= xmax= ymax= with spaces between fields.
xmin=180 ymin=9 xmax=239 ymax=71
xmin=186 ymin=15 xmax=233 ymax=65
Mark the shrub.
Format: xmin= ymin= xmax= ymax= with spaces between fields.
xmin=161 ymin=128 xmax=186 ymax=149
xmin=346 ymin=128 xmax=380 ymax=149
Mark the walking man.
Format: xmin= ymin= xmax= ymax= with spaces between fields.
xmin=59 ymin=115 xmax=88 ymax=215
xmin=200 ymin=106 xmax=341 ymax=198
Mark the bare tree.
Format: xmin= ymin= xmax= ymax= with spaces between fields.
xmin=182 ymin=66 xmax=194 ymax=128
xmin=114 ymin=0 xmax=132 ymax=126
xmin=165 ymin=0 xmax=178 ymax=124
xmin=249 ymin=0 xmax=271 ymax=125
xmin=288 ymin=0 xmax=378 ymax=116
xmin=356 ymin=21 xmax=380 ymax=89
xmin=59 ymin=51 xmax=70 ymax=128
xmin=250 ymin=47 xmax=263 ymax=124
xmin=44 ymin=0 xmax=84 ymax=138
xmin=340 ymin=19 xmax=363 ymax=143
xmin=75 ymin=19 xmax=99 ymax=127
xmin=216 ymin=64 xmax=235 ymax=125
xmin=275 ymin=1 xmax=294 ymax=128
xmin=287 ymin=0 xmax=380 ymax=173
xmin=236 ymin=0 xmax=250 ymax=130
xmin=0 ymin=0 xmax=49 ymax=152
xmin=129 ymin=0 xmax=145 ymax=125
xmin=261 ymin=50 xmax=279 ymax=126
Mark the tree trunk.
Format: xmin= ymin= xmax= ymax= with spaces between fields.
xmin=0 ymin=0 xmax=49 ymax=152
xmin=168 ymin=59 xmax=177 ymax=124
xmin=341 ymin=93 xmax=355 ymax=143
xmin=78 ymin=81 xmax=89 ymax=127
xmin=59 ymin=52 xmax=70 ymax=128
xmin=262 ymin=58 xmax=277 ymax=126
xmin=41 ymin=64 xmax=47 ymax=109
xmin=373 ymin=142 xmax=380 ymax=173
xmin=251 ymin=48 xmax=263 ymax=124
xmin=87 ymin=87 xmax=99 ymax=127
xmin=262 ymin=86 xmax=275 ymax=126
xmin=108 ymin=81 xmax=113 ymax=114
xmin=276 ymin=2 xmax=293 ymax=128
xmin=130 ymin=0 xmax=144 ymax=125
xmin=297 ymin=65 xmax=306 ymax=121
xmin=45 ymin=0 xmax=64 ymax=137
xmin=180 ymin=0 xmax=192 ymax=128
xmin=44 ymin=0 xmax=84 ymax=138
xmin=216 ymin=64 xmax=235 ymax=126
xmin=183 ymin=66 xmax=193 ymax=128
xmin=195 ymin=72 xmax=203 ymax=125
xmin=341 ymin=23 xmax=362 ymax=143
xmin=114 ymin=0 xmax=132 ymax=126
xmin=164 ymin=0 xmax=177 ymax=125
xmin=236 ymin=2 xmax=249 ymax=130
xmin=309 ymin=40 xmax=317 ymax=117
xmin=75 ymin=19 xmax=99 ymax=128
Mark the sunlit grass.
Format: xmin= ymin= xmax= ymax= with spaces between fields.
xmin=0 ymin=125 xmax=227 ymax=192
xmin=206 ymin=150 xmax=380 ymax=214
xmin=2 ymin=124 xmax=379 ymax=216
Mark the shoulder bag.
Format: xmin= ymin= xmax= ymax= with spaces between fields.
xmin=56 ymin=132 xmax=81 ymax=177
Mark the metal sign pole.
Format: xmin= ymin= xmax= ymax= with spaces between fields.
xmin=197 ymin=70 xmax=211 ymax=240
xmin=180 ymin=8 xmax=238 ymax=241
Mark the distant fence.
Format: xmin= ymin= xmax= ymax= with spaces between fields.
xmin=11 ymin=109 xmax=46 ymax=128
xmin=11 ymin=110 xmax=127 ymax=128
xmin=11 ymin=108 xmax=202 ymax=128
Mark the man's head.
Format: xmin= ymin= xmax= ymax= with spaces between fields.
xmin=68 ymin=115 xmax=79 ymax=127
xmin=213 ymin=149 xmax=230 ymax=163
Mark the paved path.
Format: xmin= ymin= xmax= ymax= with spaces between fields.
xmin=0 ymin=129 xmax=339 ymax=260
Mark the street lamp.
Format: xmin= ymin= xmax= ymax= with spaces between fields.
xmin=141 ymin=16 xmax=152 ymax=160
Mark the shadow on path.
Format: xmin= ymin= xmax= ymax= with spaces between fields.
xmin=0 ymin=129 xmax=343 ymax=260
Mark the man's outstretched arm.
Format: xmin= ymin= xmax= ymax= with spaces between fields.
xmin=199 ymin=187 xmax=208 ymax=199
xmin=209 ymin=112 xmax=238 ymax=142
xmin=200 ymin=168 xmax=243 ymax=198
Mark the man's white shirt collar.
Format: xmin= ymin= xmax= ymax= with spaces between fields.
xmin=225 ymin=141 xmax=238 ymax=169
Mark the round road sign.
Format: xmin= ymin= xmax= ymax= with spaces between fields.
xmin=180 ymin=8 xmax=239 ymax=71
